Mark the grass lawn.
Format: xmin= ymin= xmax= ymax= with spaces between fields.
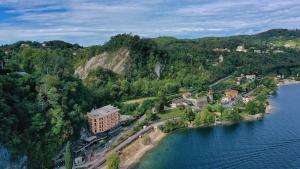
xmin=157 ymin=108 xmax=185 ymax=120
xmin=123 ymin=97 xmax=157 ymax=104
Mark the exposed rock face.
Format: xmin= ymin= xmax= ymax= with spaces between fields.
xmin=75 ymin=48 xmax=130 ymax=79
xmin=154 ymin=62 xmax=164 ymax=79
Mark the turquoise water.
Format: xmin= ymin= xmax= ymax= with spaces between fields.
xmin=136 ymin=84 xmax=300 ymax=169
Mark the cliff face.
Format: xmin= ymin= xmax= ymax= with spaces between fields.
xmin=75 ymin=48 xmax=130 ymax=79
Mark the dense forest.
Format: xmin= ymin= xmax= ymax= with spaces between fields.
xmin=1 ymin=29 xmax=300 ymax=168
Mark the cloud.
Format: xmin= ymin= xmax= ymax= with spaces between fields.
xmin=0 ymin=0 xmax=299 ymax=46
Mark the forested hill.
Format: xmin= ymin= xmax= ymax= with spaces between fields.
xmin=1 ymin=29 xmax=300 ymax=168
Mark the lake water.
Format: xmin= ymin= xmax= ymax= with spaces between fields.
xmin=136 ymin=84 xmax=300 ymax=169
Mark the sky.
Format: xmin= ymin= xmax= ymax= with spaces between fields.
xmin=0 ymin=0 xmax=300 ymax=46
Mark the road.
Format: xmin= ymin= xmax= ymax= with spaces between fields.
xmin=87 ymin=121 xmax=165 ymax=169
xmin=208 ymin=74 xmax=233 ymax=88
xmin=76 ymin=74 xmax=235 ymax=169
xmin=104 ymin=114 xmax=147 ymax=149
xmin=74 ymin=114 xmax=147 ymax=169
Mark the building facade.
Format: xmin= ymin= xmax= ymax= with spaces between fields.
xmin=236 ymin=45 xmax=247 ymax=52
xmin=87 ymin=105 xmax=120 ymax=134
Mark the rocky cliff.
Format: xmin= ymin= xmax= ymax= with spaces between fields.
xmin=75 ymin=48 xmax=130 ymax=79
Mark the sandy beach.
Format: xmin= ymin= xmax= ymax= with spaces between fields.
xmin=119 ymin=128 xmax=166 ymax=169
xmin=100 ymin=127 xmax=167 ymax=169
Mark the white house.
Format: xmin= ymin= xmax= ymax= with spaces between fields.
xmin=236 ymin=45 xmax=247 ymax=52
xmin=245 ymin=75 xmax=256 ymax=81
xmin=242 ymin=96 xmax=255 ymax=104
xmin=221 ymin=96 xmax=231 ymax=104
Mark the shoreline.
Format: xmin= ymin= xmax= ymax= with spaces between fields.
xmin=120 ymin=112 xmax=267 ymax=169
xmin=114 ymin=79 xmax=299 ymax=168
xmin=120 ymin=110 xmax=272 ymax=169
xmin=118 ymin=128 xmax=166 ymax=169
xmin=277 ymin=79 xmax=300 ymax=86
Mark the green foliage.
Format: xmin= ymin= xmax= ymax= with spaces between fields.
xmin=0 ymin=62 xmax=90 ymax=168
xmin=261 ymin=77 xmax=277 ymax=91
xmin=119 ymin=103 xmax=139 ymax=115
xmin=155 ymin=94 xmax=167 ymax=113
xmin=157 ymin=108 xmax=185 ymax=120
xmin=244 ymin=100 xmax=266 ymax=115
xmin=194 ymin=108 xmax=215 ymax=126
xmin=64 ymin=141 xmax=73 ymax=169
xmin=183 ymin=108 xmax=195 ymax=122
xmin=207 ymin=104 xmax=224 ymax=113
xmin=1 ymin=29 xmax=300 ymax=169
xmin=221 ymin=109 xmax=241 ymax=121
xmin=146 ymin=110 xmax=156 ymax=121
xmin=160 ymin=120 xmax=185 ymax=133
xmin=107 ymin=152 xmax=120 ymax=169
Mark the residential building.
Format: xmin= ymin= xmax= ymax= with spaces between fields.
xmin=236 ymin=45 xmax=247 ymax=52
xmin=254 ymin=49 xmax=262 ymax=53
xmin=213 ymin=48 xmax=230 ymax=52
xmin=87 ymin=105 xmax=120 ymax=134
xmin=20 ymin=43 xmax=29 ymax=48
xmin=242 ymin=96 xmax=255 ymax=104
xmin=170 ymin=98 xmax=193 ymax=108
xmin=225 ymin=89 xmax=239 ymax=99
xmin=221 ymin=96 xmax=231 ymax=104
xmin=236 ymin=75 xmax=245 ymax=85
xmin=245 ymin=74 xmax=256 ymax=81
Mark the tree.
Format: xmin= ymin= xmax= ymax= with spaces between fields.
xmin=245 ymin=100 xmax=265 ymax=115
xmin=64 ymin=141 xmax=73 ymax=169
xmin=146 ymin=110 xmax=156 ymax=121
xmin=221 ymin=109 xmax=240 ymax=121
xmin=194 ymin=108 xmax=215 ymax=126
xmin=107 ymin=152 xmax=120 ymax=169
xmin=183 ymin=108 xmax=195 ymax=122
xmin=156 ymin=93 xmax=167 ymax=113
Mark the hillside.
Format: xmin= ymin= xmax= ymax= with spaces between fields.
xmin=75 ymin=48 xmax=130 ymax=79
xmin=1 ymin=29 xmax=300 ymax=168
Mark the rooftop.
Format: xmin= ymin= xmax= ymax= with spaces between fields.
xmin=89 ymin=105 xmax=119 ymax=118
xmin=84 ymin=136 xmax=97 ymax=142
xmin=172 ymin=98 xmax=193 ymax=105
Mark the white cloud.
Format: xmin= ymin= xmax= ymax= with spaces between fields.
xmin=0 ymin=0 xmax=299 ymax=46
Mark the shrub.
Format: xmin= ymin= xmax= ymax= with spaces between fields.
xmin=107 ymin=152 xmax=120 ymax=169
